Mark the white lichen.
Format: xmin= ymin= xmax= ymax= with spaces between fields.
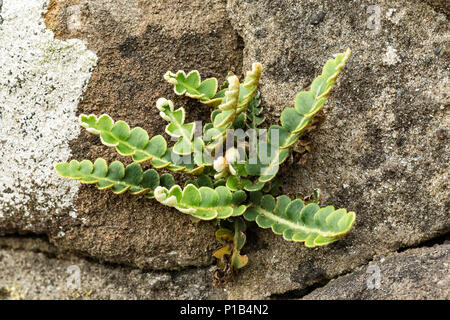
xmin=0 ymin=0 xmax=97 ymax=219
xmin=382 ymin=46 xmax=401 ymax=65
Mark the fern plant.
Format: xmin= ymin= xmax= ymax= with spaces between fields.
xmin=56 ymin=49 xmax=355 ymax=282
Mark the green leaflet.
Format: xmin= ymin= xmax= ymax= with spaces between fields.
xmin=226 ymin=175 xmax=266 ymax=192
xmin=156 ymin=98 xmax=195 ymax=155
xmin=55 ymin=159 xmax=165 ymax=198
xmin=154 ymin=184 xmax=248 ymax=220
xmin=185 ymin=174 xmax=214 ymax=188
xmin=244 ymin=193 xmax=355 ymax=247
xmin=164 ymin=70 xmax=221 ymax=107
xmin=80 ymin=113 xmax=207 ymax=174
xmin=252 ymin=49 xmax=351 ymax=184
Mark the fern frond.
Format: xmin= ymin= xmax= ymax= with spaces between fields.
xmin=80 ymin=114 xmax=208 ymax=174
xmin=204 ymin=75 xmax=241 ymax=150
xmin=154 ymin=184 xmax=247 ymax=220
xmin=280 ymin=49 xmax=352 ymax=137
xmin=217 ymin=76 xmax=240 ymax=112
xmin=249 ymin=49 xmax=351 ymax=184
xmin=55 ymin=51 xmax=355 ymax=276
xmin=164 ymin=70 xmax=221 ymax=107
xmin=245 ymin=91 xmax=264 ymax=130
xmin=156 ymin=98 xmax=195 ymax=156
xmin=244 ymin=193 xmax=355 ymax=247
xmin=55 ymin=159 xmax=172 ymax=198
xmin=213 ymin=75 xmax=240 ymax=127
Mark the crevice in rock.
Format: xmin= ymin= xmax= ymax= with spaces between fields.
xmin=0 ymin=232 xmax=49 ymax=242
xmin=269 ymin=264 xmax=360 ymax=300
xmin=0 ymin=233 xmax=58 ymax=259
xmin=270 ymin=279 xmax=329 ymax=300
xmin=396 ymin=231 xmax=450 ymax=253
xmin=269 ymin=231 xmax=450 ymax=300
xmin=0 ymin=233 xmax=215 ymax=274
xmin=78 ymin=250 xmax=216 ymax=276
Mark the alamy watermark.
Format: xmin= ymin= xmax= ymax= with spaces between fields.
xmin=366 ymin=264 xmax=381 ymax=289
xmin=167 ymin=122 xmax=281 ymax=176
xmin=66 ymin=264 xmax=81 ymax=291
xmin=366 ymin=5 xmax=381 ymax=35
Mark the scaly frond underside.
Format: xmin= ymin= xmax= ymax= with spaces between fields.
xmin=245 ymin=49 xmax=352 ymax=185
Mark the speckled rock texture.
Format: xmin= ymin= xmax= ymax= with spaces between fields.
xmin=221 ymin=0 xmax=449 ymax=298
xmin=0 ymin=237 xmax=225 ymax=300
xmin=0 ymin=0 xmax=96 ymax=226
xmin=424 ymin=0 xmax=450 ymax=16
xmin=1 ymin=0 xmax=243 ymax=270
xmin=0 ymin=0 xmax=449 ymax=299
xmin=1 ymin=237 xmax=447 ymax=300
xmin=304 ymin=242 xmax=450 ymax=300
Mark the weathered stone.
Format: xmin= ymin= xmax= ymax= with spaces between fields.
xmin=0 ymin=238 xmax=226 ymax=300
xmin=424 ymin=0 xmax=450 ymax=16
xmin=1 ymin=0 xmax=243 ymax=270
xmin=304 ymin=242 xmax=450 ymax=300
xmin=48 ymin=0 xmax=243 ymax=270
xmin=0 ymin=0 xmax=449 ymax=299
xmin=0 ymin=0 xmax=96 ymax=233
xmin=221 ymin=0 xmax=449 ymax=298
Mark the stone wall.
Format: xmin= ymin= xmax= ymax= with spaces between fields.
xmin=0 ymin=0 xmax=448 ymax=299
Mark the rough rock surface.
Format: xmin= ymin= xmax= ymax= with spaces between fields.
xmin=424 ymin=0 xmax=450 ymax=16
xmin=0 ymin=0 xmax=96 ymax=226
xmin=0 ymin=237 xmax=225 ymax=300
xmin=221 ymin=0 xmax=449 ymax=298
xmin=1 ymin=237 xmax=447 ymax=300
xmin=1 ymin=0 xmax=243 ymax=270
xmin=304 ymin=242 xmax=450 ymax=300
xmin=0 ymin=0 xmax=449 ymax=299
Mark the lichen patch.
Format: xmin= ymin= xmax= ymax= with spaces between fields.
xmin=0 ymin=0 xmax=97 ymax=219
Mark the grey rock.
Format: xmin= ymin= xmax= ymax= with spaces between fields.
xmin=223 ymin=0 xmax=449 ymax=298
xmin=0 ymin=238 xmax=226 ymax=300
xmin=304 ymin=243 xmax=450 ymax=300
xmin=423 ymin=0 xmax=450 ymax=16
xmin=308 ymin=11 xmax=325 ymax=25
xmin=0 ymin=0 xmax=449 ymax=299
